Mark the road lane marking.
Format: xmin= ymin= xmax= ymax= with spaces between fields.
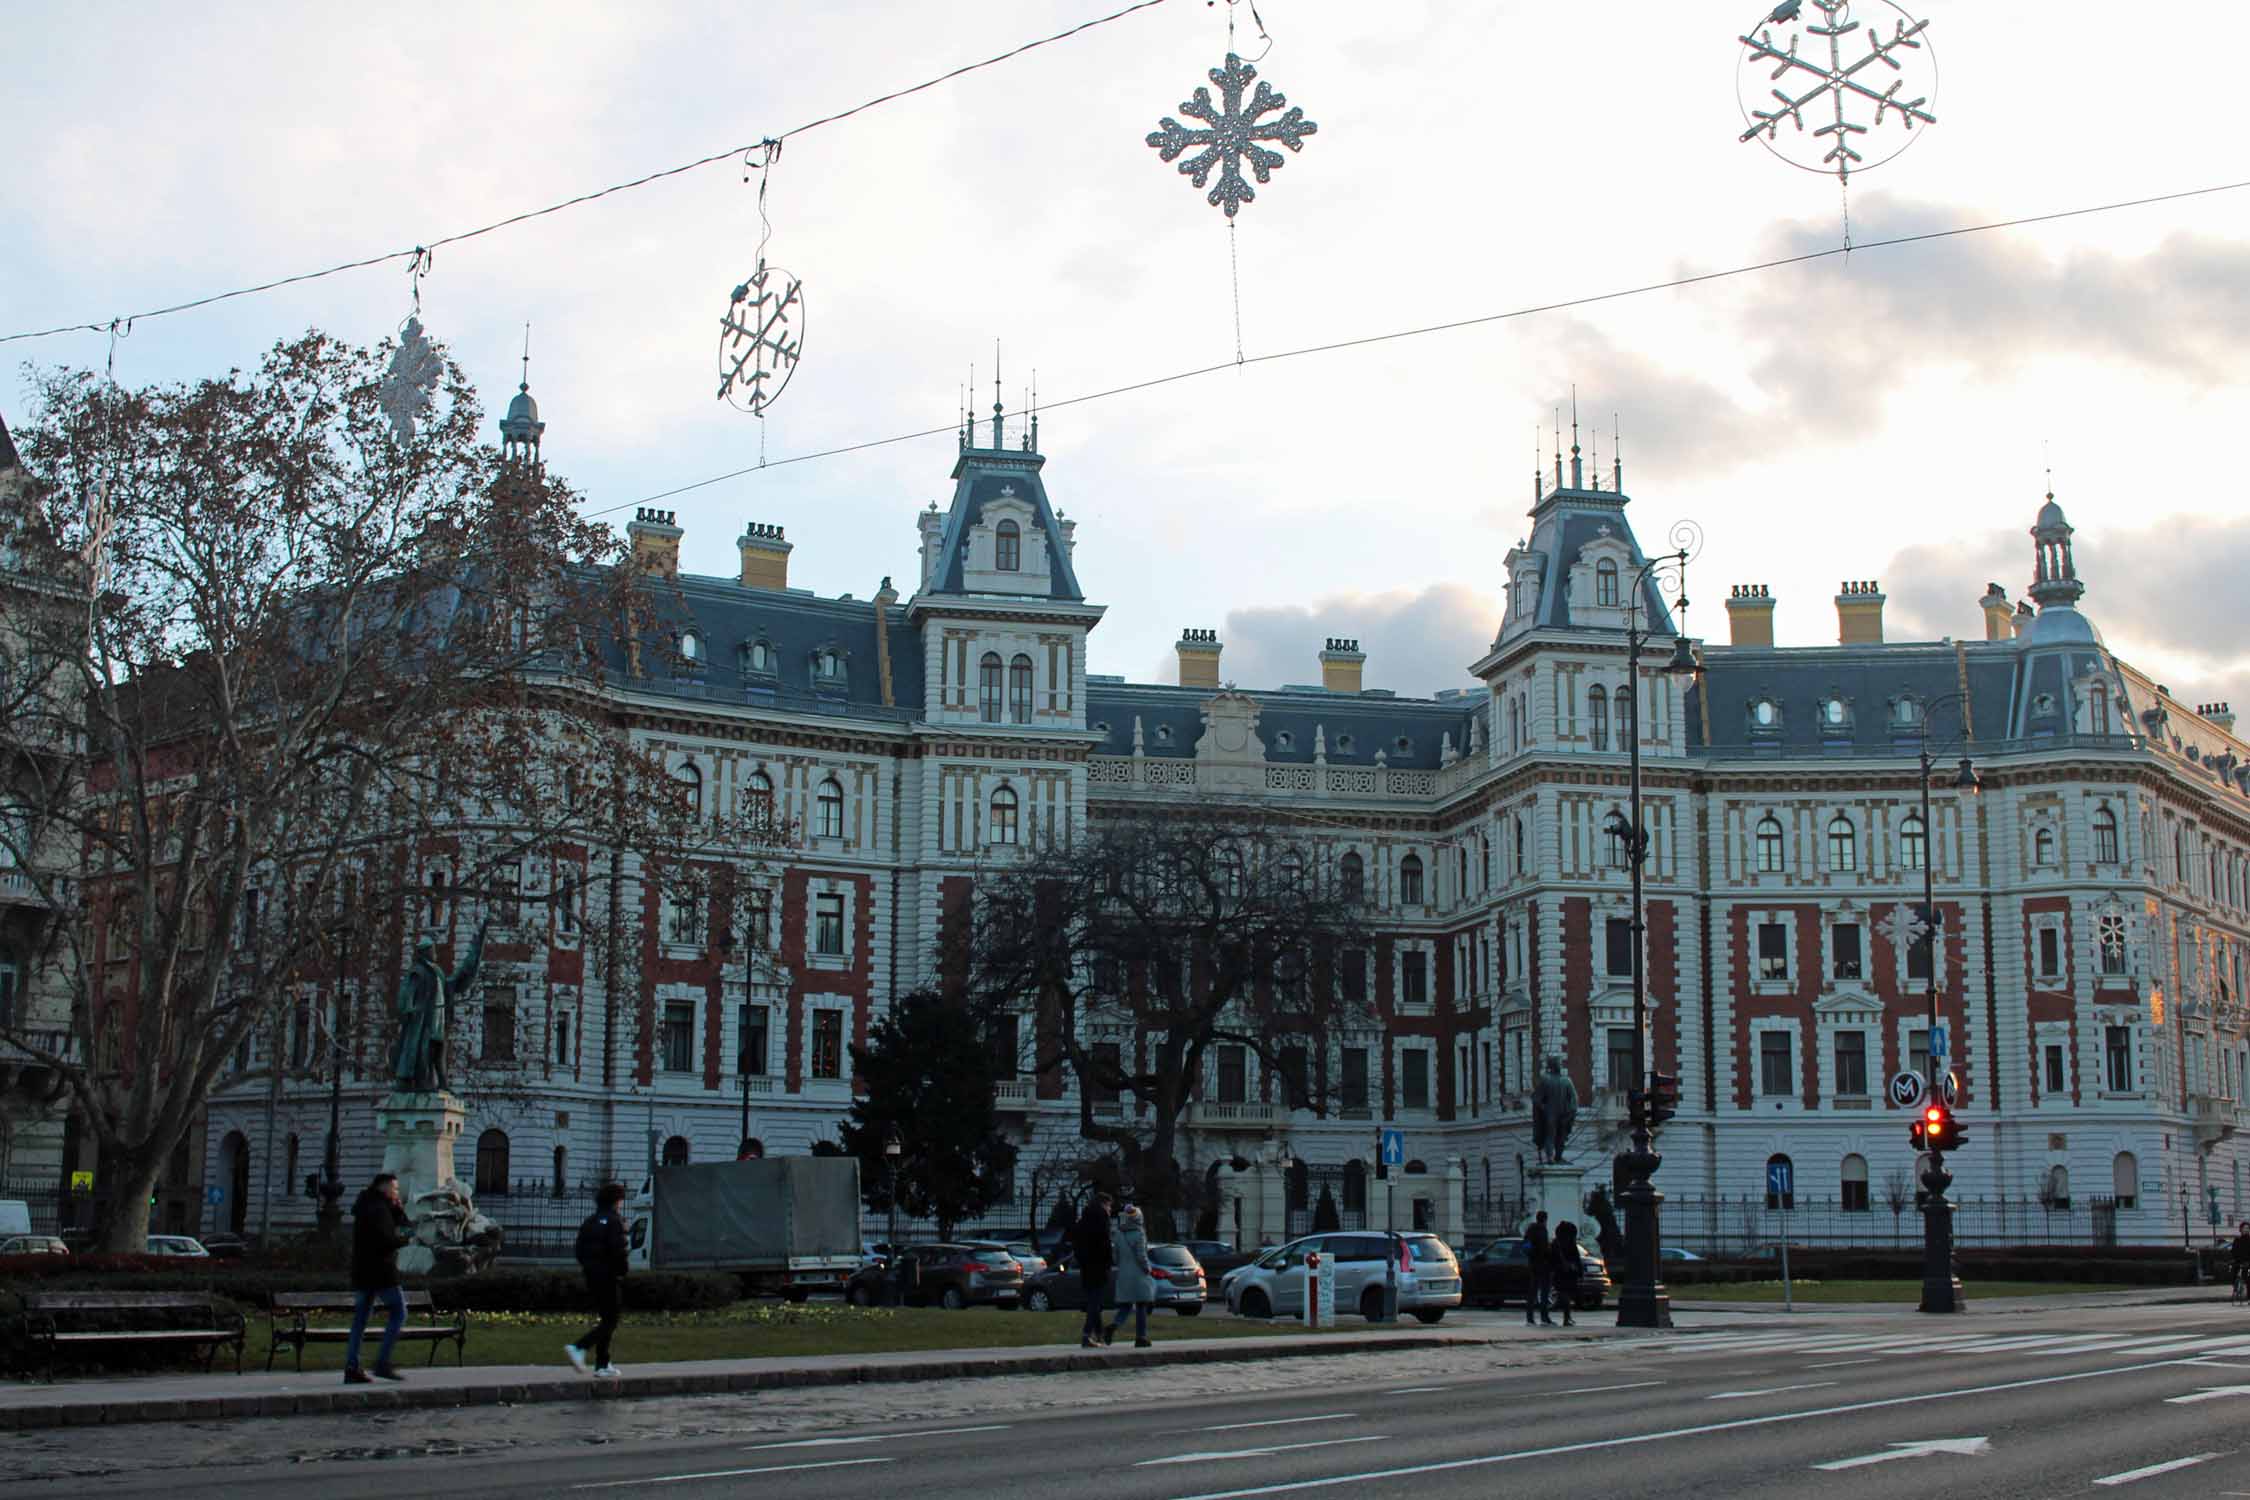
xmin=1140 ymin=1437 xmax=1388 ymax=1467
xmin=2092 ymin=1453 xmax=2223 ymax=1486
xmin=1388 ymin=1386 xmax=1452 ymax=1394
xmin=746 ymin=1424 xmax=1009 ymax=1449
xmin=573 ymin=1457 xmax=894 ymax=1489
xmin=1805 ymin=1359 xmax=1881 ymax=1369
xmin=1203 ymin=1414 xmax=1355 ymax=1432
xmin=1814 ymin=1436 xmax=1991 ymax=1471
xmin=1556 ymin=1381 xmax=1666 ymax=1395
xmin=1709 ymin=1381 xmax=1837 ymax=1400
xmin=2165 ymin=1385 xmax=2250 ymax=1404
xmin=1166 ymin=1351 xmax=2231 ymax=1500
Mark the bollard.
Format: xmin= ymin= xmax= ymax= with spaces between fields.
xmin=1305 ymin=1251 xmax=1323 ymax=1329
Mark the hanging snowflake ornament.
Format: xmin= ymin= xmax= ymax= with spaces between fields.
xmin=1736 ymin=0 xmax=1937 ymax=180
xmin=716 ymin=259 xmax=805 ymax=415
xmin=379 ymin=316 xmax=444 ymax=444
xmin=1876 ymin=903 xmax=1936 ymax=952
xmin=1145 ymin=52 xmax=1317 ymax=218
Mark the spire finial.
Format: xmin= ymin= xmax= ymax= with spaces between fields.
xmin=519 ymin=322 xmax=531 ymax=393
xmin=1029 ymin=368 xmax=1040 ymax=453
xmin=1569 ymin=384 xmax=1583 ymax=489
xmin=1534 ymin=424 xmax=1542 ymax=502
xmin=1613 ymin=411 xmax=1623 ymax=491
xmin=1553 ymin=407 xmax=1563 ymax=488
xmin=991 ymin=339 xmax=1004 ymax=450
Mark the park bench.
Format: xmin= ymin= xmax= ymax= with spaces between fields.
xmin=266 ymin=1290 xmax=467 ymax=1372
xmin=22 ymin=1291 xmax=245 ymax=1379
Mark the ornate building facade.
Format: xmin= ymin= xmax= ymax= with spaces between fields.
xmin=203 ymin=391 xmax=2250 ymax=1246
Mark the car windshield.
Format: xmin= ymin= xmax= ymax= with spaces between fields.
xmin=1405 ymin=1235 xmax=1453 ymax=1264
xmin=1150 ymin=1244 xmax=1196 ymax=1265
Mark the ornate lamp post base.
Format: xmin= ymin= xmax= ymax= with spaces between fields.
xmin=1615 ymin=1133 xmax=1673 ymax=1329
xmin=1920 ymin=1151 xmax=1966 ymax=1313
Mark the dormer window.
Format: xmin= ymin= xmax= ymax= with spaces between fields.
xmin=1822 ymin=697 xmax=1848 ymax=729
xmin=1596 ymin=559 xmax=1620 ymax=608
xmin=1394 ymin=736 xmax=1412 ymax=754
xmin=1749 ymin=698 xmax=1781 ymax=733
xmin=742 ymin=638 xmax=775 ymax=675
xmin=1274 ymin=731 xmax=1294 ymax=750
xmin=1894 ymin=696 xmax=1924 ymax=728
xmin=996 ymin=520 xmax=1021 ymax=572
xmin=679 ymin=631 xmax=702 ymax=663
xmin=814 ymin=648 xmax=846 ymax=685
xmin=1336 ymin=733 xmax=1355 ymax=754
xmin=1155 ymin=724 xmax=1174 ymax=746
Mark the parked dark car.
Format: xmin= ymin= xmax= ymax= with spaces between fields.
xmin=199 ymin=1232 xmax=252 ymax=1260
xmin=1022 ymin=1242 xmax=1206 ymax=1315
xmin=1178 ymin=1238 xmax=1254 ymax=1295
xmin=1461 ymin=1236 xmax=1613 ymax=1310
xmin=843 ymin=1243 xmax=1024 ymax=1309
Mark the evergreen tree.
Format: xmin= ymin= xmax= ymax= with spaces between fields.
xmin=840 ymin=989 xmax=1017 ymax=1240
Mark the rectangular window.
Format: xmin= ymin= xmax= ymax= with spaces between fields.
xmin=1341 ymin=950 xmax=1368 ymax=1006
xmin=2037 ymin=926 xmax=2062 ymax=979
xmin=482 ymin=988 xmax=516 ymax=1064
xmin=745 ymin=889 xmax=772 ymax=949
xmin=1606 ymin=917 xmax=1634 ymax=978
xmin=1908 ymin=1028 xmax=1931 ymax=1079
xmin=1757 ymin=921 xmax=1789 ymax=982
xmin=1906 ymin=925 xmax=1933 ymax=983
xmin=1606 ymin=1027 xmax=1636 ymax=1092
xmin=1341 ymin=1047 xmax=1369 ymax=1112
xmin=1090 ymin=1041 xmax=1122 ymax=1104
xmin=1402 ymin=1049 xmax=1431 ymax=1110
xmin=1400 ymin=951 xmax=1428 ymax=1008
xmin=812 ymin=1010 xmax=844 ymax=1080
xmin=991 ymin=1014 xmax=1020 ymax=1078
xmin=739 ymin=1004 xmax=769 ymax=1076
xmin=1759 ymin=1030 xmax=1794 ymax=1097
xmin=2105 ymin=1024 xmax=2132 ymax=1092
xmin=1277 ymin=1045 xmax=1310 ymax=1109
xmin=814 ymin=893 xmax=845 ymax=956
xmin=1841 ymin=1175 xmax=1869 ymax=1212
xmin=1832 ymin=923 xmax=1863 ymax=981
xmin=662 ymin=1001 xmax=695 ymax=1073
xmin=2098 ymin=914 xmax=2127 ymax=975
xmin=1217 ymin=1044 xmax=1247 ymax=1103
xmin=2044 ymin=1042 xmax=2065 ymax=1096
xmin=667 ymin=888 xmax=703 ymax=946
xmin=1834 ymin=1030 xmax=1868 ymax=1096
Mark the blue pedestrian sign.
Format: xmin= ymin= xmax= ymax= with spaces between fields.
xmin=1378 ymin=1128 xmax=1406 ymax=1168
xmin=204 ymin=1184 xmax=224 ymax=1207
xmin=1767 ymin=1158 xmax=1794 ymax=1201
xmin=1930 ymin=1022 xmax=1950 ymax=1062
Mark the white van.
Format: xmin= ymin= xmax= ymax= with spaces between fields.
xmin=0 ymin=1200 xmax=33 ymax=1238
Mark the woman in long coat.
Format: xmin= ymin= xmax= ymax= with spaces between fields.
xmin=1104 ymin=1205 xmax=1157 ymax=1348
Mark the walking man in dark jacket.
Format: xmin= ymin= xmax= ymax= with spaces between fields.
xmin=1525 ymin=1209 xmax=1556 ymax=1327
xmin=345 ymin=1172 xmax=414 ymax=1384
xmin=566 ymin=1183 xmax=630 ymax=1378
xmin=1072 ymin=1193 xmax=1115 ymax=1349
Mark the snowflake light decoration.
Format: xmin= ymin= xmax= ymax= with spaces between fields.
xmin=1875 ymin=903 xmax=1935 ymax=953
xmin=716 ymin=260 xmax=805 ymax=415
xmin=379 ymin=316 xmax=443 ymax=444
xmin=1145 ymin=52 xmax=1318 ymax=218
xmin=1736 ymin=0 xmax=1937 ymax=180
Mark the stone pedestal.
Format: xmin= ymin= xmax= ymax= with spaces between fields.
xmin=1525 ymin=1160 xmax=1590 ymax=1234
xmin=377 ymin=1091 xmax=468 ymax=1276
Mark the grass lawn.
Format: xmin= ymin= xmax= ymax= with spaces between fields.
xmin=251 ymin=1302 xmax=1344 ymax=1371
xmin=1686 ymin=1279 xmax=2142 ymax=1303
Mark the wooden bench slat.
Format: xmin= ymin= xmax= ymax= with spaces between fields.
xmin=52 ymin=1330 xmax=240 ymax=1342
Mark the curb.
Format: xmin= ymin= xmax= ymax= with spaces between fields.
xmin=0 ymin=1332 xmax=1487 ymax=1431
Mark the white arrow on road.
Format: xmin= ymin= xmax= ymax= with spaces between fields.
xmin=2166 ymin=1385 xmax=2250 ymax=1404
xmin=1815 ymin=1437 xmax=1991 ymax=1471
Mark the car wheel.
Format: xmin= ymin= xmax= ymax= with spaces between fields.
xmin=1174 ymin=1303 xmax=1202 ymax=1317
xmin=1359 ymin=1287 xmax=1385 ymax=1321
xmin=847 ymin=1284 xmax=873 ymax=1307
xmin=940 ymin=1287 xmax=966 ymax=1310
xmin=1413 ymin=1309 xmax=1445 ymax=1325
xmin=1241 ymin=1288 xmax=1272 ymax=1319
xmin=1027 ymin=1288 xmax=1053 ymax=1312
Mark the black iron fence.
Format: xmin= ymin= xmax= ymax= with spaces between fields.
xmin=1662 ymin=1194 xmax=2194 ymax=1254
xmin=0 ymin=1179 xmax=70 ymax=1235
xmin=480 ymin=1180 xmax=605 ymax=1260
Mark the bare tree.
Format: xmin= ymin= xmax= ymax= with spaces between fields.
xmin=962 ymin=801 xmax=1375 ymax=1236
xmin=1883 ymin=1166 xmax=1913 ymax=1248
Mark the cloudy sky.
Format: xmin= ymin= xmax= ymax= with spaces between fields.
xmin=6 ymin=2 xmax=2247 ymax=712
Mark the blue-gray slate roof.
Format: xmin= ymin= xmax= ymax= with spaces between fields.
xmin=1085 ymin=683 xmax=1480 ymax=769
xmin=930 ymin=449 xmax=1085 ymax=601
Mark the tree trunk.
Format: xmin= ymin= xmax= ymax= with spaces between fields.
xmin=92 ymin=1153 xmax=162 ymax=1254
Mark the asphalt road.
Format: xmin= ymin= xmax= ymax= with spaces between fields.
xmin=21 ymin=1301 xmax=2250 ymax=1498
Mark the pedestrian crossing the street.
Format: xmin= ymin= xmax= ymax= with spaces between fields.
xmin=1653 ymin=1326 xmax=2250 ymax=1364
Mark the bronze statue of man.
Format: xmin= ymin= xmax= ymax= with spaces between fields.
xmin=392 ymin=918 xmax=491 ymax=1093
xmin=1531 ymin=1055 xmax=1579 ymax=1165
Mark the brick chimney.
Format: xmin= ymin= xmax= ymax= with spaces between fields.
xmin=1725 ymin=584 xmax=1775 ymax=647
xmin=1176 ymin=628 xmax=1222 ymax=689
xmin=628 ymin=507 xmax=682 ymax=578
xmin=2013 ymin=600 xmax=2035 ymax=638
xmin=737 ymin=522 xmax=791 ymax=590
xmin=1835 ymin=580 xmax=1885 ymax=645
xmin=1980 ymin=583 xmax=2013 ymax=641
xmin=1319 ymin=637 xmax=1366 ymax=694
xmin=2201 ymin=702 xmax=2236 ymax=732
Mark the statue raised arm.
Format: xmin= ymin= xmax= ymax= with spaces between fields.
xmin=391 ymin=918 xmax=493 ymax=1094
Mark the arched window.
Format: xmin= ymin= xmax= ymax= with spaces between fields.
xmin=990 ymin=785 xmax=1019 ymax=844
xmin=1340 ymin=851 xmax=1365 ymax=903
xmin=663 ymin=1135 xmax=691 ymax=1167
xmin=2034 ymin=828 xmax=2056 ymax=867
xmin=2112 ymin=1150 xmax=2139 ymax=1209
xmin=744 ymin=638 xmax=774 ymax=674
xmin=1894 ymin=697 xmax=1923 ymax=727
xmin=475 ymin=1128 xmax=510 ymax=1195
xmin=995 ymin=519 xmax=1021 ymax=571
xmin=815 ymin=778 xmax=844 ymax=840
xmin=1008 ymin=654 xmax=1034 ymax=724
xmin=743 ymin=769 xmax=775 ymax=830
xmin=552 ymin=1145 xmax=568 ymax=1197
xmin=2088 ymin=680 xmax=2110 ymax=734
xmin=678 ymin=631 xmax=701 ymax=663
xmin=979 ymin=652 xmax=1004 ymax=723
xmin=1764 ymin=1153 xmax=1794 ymax=1211
xmin=2043 ymin=1164 xmax=2070 ymax=1209
xmin=1828 ymin=814 xmax=1857 ymax=871
xmin=2093 ymin=806 xmax=2120 ymax=863
xmin=1595 ymin=559 xmax=1621 ymax=608
xmin=675 ymin=761 xmax=703 ymax=817
xmin=1756 ymin=816 xmax=1785 ymax=874
xmin=1399 ymin=853 xmax=1425 ymax=905
xmin=1588 ymin=685 xmax=1609 ymax=752
xmin=815 ymin=648 xmax=843 ymax=680
xmin=1900 ymin=813 xmax=1928 ymax=871
xmin=1840 ymin=1153 xmax=1869 ymax=1211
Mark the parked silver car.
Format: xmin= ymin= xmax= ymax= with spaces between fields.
xmin=1223 ymin=1231 xmax=1461 ymax=1324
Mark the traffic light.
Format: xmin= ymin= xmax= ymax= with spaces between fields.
xmin=1646 ymin=1073 xmax=1680 ymax=1126
xmin=1909 ymin=1115 xmax=1928 ymax=1152
xmin=1915 ymin=1102 xmax=1969 ymax=1153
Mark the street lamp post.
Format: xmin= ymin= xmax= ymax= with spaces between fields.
xmin=1909 ymin=696 xmax=1980 ymax=1314
xmin=1605 ymin=524 xmax=1702 ymax=1332
xmin=317 ymin=923 xmax=352 ymax=1240
xmin=884 ymin=1127 xmax=903 ymax=1307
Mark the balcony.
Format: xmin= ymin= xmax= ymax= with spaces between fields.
xmin=2190 ymin=1092 xmax=2238 ymax=1147
xmin=1 ymin=867 xmax=57 ymax=908
xmin=993 ymin=1078 xmax=1035 ymax=1112
xmin=1186 ymin=1100 xmax=1285 ymax=1131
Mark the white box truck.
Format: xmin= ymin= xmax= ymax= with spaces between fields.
xmin=626 ymin=1157 xmax=861 ymax=1300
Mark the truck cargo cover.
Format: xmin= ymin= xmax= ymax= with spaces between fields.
xmin=651 ymin=1157 xmax=862 ymax=1269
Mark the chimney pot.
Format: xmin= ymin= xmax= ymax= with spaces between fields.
xmin=1835 ymin=579 xmax=1886 ymax=645
xmin=737 ymin=520 xmax=794 ymax=590
xmin=1176 ymin=628 xmax=1223 ymax=689
xmin=627 ymin=507 xmax=684 ymax=578
xmin=1724 ymin=583 xmax=1775 ymax=647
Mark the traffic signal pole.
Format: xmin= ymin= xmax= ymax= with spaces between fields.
xmin=1914 ymin=737 xmax=1967 ymax=1315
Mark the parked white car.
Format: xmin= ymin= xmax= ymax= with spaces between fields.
xmin=1223 ymin=1231 xmax=1461 ymax=1324
xmin=145 ymin=1235 xmax=211 ymax=1257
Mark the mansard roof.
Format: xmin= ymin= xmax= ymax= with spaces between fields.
xmin=926 ymin=444 xmax=1085 ymax=603
xmin=1085 ymin=680 xmax=1480 ymax=770
xmin=1690 ymin=641 xmax=2018 ymax=753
